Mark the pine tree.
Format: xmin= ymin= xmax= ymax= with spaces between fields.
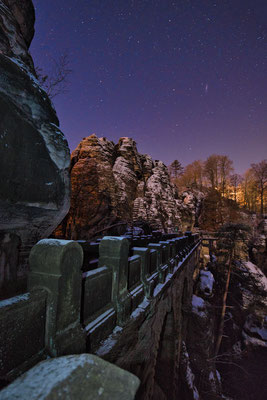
xmin=170 ymin=160 xmax=183 ymax=178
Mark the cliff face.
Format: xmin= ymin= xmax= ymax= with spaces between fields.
xmin=2 ymin=0 xmax=35 ymax=49
xmin=56 ymin=135 xmax=203 ymax=240
xmin=0 ymin=1 xmax=70 ymax=290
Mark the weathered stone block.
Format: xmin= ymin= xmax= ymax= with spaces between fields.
xmin=28 ymin=239 xmax=85 ymax=356
xmin=0 ymin=354 xmax=140 ymax=400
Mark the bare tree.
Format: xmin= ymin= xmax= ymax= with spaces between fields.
xmin=178 ymin=160 xmax=204 ymax=190
xmin=250 ymin=160 xmax=267 ymax=216
xmin=218 ymin=155 xmax=233 ymax=197
xmin=230 ymin=174 xmax=243 ymax=202
xmin=204 ymin=154 xmax=220 ymax=189
xmin=36 ymin=53 xmax=72 ymax=99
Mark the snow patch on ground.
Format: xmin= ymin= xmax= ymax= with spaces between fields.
xmin=243 ymin=314 xmax=267 ymax=343
xmin=199 ymin=270 xmax=214 ymax=297
xmin=191 ymin=295 xmax=207 ymax=318
xmin=242 ymin=330 xmax=267 ymax=348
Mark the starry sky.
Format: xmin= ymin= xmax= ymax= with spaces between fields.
xmin=31 ymin=0 xmax=267 ymax=174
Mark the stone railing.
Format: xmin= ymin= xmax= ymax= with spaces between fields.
xmin=0 ymin=233 xmax=200 ymax=385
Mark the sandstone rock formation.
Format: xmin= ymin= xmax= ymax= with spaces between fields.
xmin=0 ymin=0 xmax=70 ymax=289
xmin=56 ymin=135 xmax=203 ymax=240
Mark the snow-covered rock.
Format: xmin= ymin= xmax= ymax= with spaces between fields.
xmin=191 ymin=294 xmax=208 ymax=318
xmin=55 ymin=134 xmax=204 ymax=239
xmin=198 ymin=270 xmax=215 ymax=298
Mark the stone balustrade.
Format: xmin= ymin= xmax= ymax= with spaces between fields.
xmin=0 ymin=233 xmax=200 ymax=388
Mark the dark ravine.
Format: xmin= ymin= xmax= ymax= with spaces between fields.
xmin=183 ymin=255 xmax=267 ymax=400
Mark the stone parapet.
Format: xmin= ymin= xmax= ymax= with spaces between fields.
xmin=0 ymin=234 xmax=200 ymax=382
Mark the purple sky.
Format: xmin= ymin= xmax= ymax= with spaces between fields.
xmin=30 ymin=0 xmax=267 ymax=174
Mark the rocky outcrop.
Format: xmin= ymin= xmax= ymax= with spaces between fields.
xmin=2 ymin=0 xmax=35 ymax=48
xmin=0 ymin=1 xmax=70 ymax=290
xmin=56 ymin=135 xmax=202 ymax=240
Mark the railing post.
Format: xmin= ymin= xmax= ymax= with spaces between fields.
xmin=98 ymin=236 xmax=131 ymax=326
xmin=148 ymin=243 xmax=164 ymax=283
xmin=171 ymin=238 xmax=180 ymax=264
xmin=159 ymin=240 xmax=173 ymax=271
xmin=28 ymin=239 xmax=86 ymax=357
xmin=132 ymin=247 xmax=151 ymax=297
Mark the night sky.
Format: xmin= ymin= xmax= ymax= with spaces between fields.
xmin=31 ymin=0 xmax=267 ymax=173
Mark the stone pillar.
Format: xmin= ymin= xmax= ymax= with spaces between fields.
xmin=148 ymin=243 xmax=164 ymax=283
xmin=98 ymin=236 xmax=131 ymax=326
xmin=28 ymin=239 xmax=86 ymax=357
xmin=167 ymin=240 xmax=176 ymax=271
xmin=171 ymin=238 xmax=180 ymax=265
xmin=180 ymin=237 xmax=188 ymax=258
xmin=160 ymin=240 xmax=173 ymax=275
xmin=159 ymin=241 xmax=170 ymax=260
xmin=132 ymin=247 xmax=151 ymax=297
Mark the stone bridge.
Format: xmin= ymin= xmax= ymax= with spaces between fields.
xmin=0 ymin=233 xmax=201 ymax=399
